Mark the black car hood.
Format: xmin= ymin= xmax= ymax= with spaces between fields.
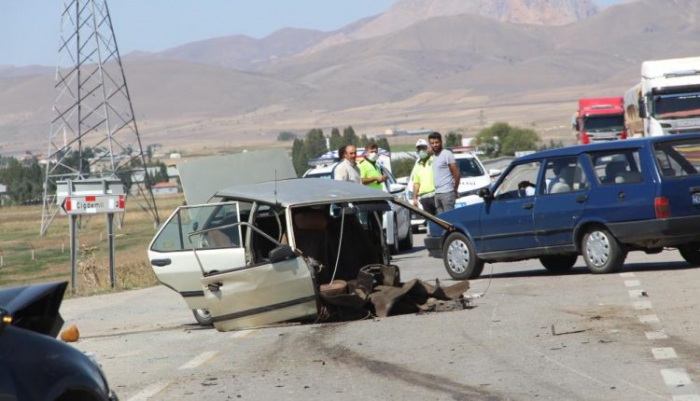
xmin=0 ymin=281 xmax=67 ymax=338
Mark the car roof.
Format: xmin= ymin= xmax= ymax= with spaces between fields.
xmin=515 ymin=133 xmax=700 ymax=163
xmin=213 ymin=178 xmax=395 ymax=207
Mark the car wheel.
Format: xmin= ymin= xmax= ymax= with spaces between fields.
xmin=582 ymin=228 xmax=625 ymax=274
xmin=192 ymin=309 xmax=213 ymax=326
xmin=399 ymin=224 xmax=413 ymax=251
xmin=443 ymin=232 xmax=484 ymax=280
xmin=539 ymin=255 xmax=577 ymax=272
xmin=389 ymin=218 xmax=400 ymax=255
xmin=678 ymin=243 xmax=700 ymax=265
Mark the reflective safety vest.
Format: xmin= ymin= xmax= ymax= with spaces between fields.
xmin=358 ymin=159 xmax=383 ymax=190
xmin=413 ymin=157 xmax=435 ymax=195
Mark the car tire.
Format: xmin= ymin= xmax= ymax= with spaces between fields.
xmin=678 ymin=243 xmax=700 ymax=265
xmin=399 ymin=225 xmax=413 ymax=251
xmin=443 ymin=232 xmax=484 ymax=280
xmin=389 ymin=217 xmax=400 ymax=255
xmin=539 ymin=255 xmax=577 ymax=272
xmin=192 ymin=309 xmax=213 ymax=326
xmin=581 ymin=227 xmax=625 ymax=274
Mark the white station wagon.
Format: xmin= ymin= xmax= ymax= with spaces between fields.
xmin=147 ymin=178 xmax=445 ymax=331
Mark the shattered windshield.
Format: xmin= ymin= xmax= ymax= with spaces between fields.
xmin=653 ymin=91 xmax=700 ymax=119
xmin=583 ymin=114 xmax=624 ymax=131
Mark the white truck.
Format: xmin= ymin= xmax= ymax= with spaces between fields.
xmin=624 ymin=56 xmax=700 ymax=137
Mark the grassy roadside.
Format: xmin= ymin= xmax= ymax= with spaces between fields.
xmin=0 ymin=193 xmax=184 ymax=297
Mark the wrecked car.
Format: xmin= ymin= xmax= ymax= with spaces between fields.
xmin=0 ymin=281 xmax=118 ymax=401
xmin=147 ymin=178 xmax=461 ymax=331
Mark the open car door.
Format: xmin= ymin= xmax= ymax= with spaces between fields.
xmin=148 ymin=202 xmax=246 ymax=310
xmin=197 ymin=222 xmax=318 ymax=332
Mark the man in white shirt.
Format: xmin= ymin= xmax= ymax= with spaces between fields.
xmin=333 ymin=145 xmax=361 ymax=184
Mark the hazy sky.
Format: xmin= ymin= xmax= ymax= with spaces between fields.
xmin=0 ymin=0 xmax=625 ymax=67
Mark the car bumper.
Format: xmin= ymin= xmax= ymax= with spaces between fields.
xmin=609 ymin=215 xmax=700 ymax=247
xmin=424 ymin=236 xmax=443 ymax=258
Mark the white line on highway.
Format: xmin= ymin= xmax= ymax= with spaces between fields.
xmin=127 ymin=380 xmax=171 ymax=401
xmin=646 ymin=330 xmax=669 ymax=340
xmin=230 ymin=329 xmax=256 ymax=339
xmin=633 ymin=301 xmax=653 ymax=310
xmin=673 ymin=395 xmax=700 ymax=400
xmin=662 ymin=368 xmax=692 ymax=386
xmin=179 ymin=351 xmax=218 ymax=370
xmin=624 ymin=280 xmax=641 ymax=287
xmin=652 ymin=347 xmax=678 ymax=360
xmin=619 ymin=272 xmax=636 ymax=278
xmin=629 ymin=289 xmax=647 ymax=298
xmin=639 ymin=314 xmax=661 ymax=324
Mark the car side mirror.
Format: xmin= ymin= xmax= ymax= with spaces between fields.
xmin=478 ymin=187 xmax=492 ymax=199
xmin=639 ymin=99 xmax=647 ymax=118
xmin=396 ymin=177 xmax=409 ymax=185
xmin=268 ymin=245 xmax=297 ymax=264
xmin=388 ymin=183 xmax=406 ymax=194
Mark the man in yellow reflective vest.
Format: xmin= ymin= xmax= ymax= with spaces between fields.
xmin=359 ymin=141 xmax=387 ymax=190
xmin=411 ymin=139 xmax=437 ymax=215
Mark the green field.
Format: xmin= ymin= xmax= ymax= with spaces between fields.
xmin=0 ymin=193 xmax=185 ymax=297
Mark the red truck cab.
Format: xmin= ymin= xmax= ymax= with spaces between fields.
xmin=573 ymin=97 xmax=626 ymax=144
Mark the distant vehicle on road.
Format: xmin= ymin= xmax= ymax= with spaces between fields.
xmin=624 ymin=56 xmax=700 ymax=137
xmin=572 ymin=97 xmax=626 ymax=144
xmin=426 ymin=133 xmax=700 ymax=280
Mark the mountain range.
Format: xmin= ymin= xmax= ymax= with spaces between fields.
xmin=2 ymin=0 xmax=699 ymax=156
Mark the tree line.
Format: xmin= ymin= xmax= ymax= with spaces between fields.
xmin=289 ymin=126 xmax=391 ymax=177
xmin=0 ymin=147 xmax=171 ymax=206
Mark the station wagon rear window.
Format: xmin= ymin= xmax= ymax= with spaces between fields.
xmin=654 ymin=138 xmax=700 ymax=178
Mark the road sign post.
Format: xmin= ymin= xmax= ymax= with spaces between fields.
xmin=57 ymin=179 xmax=125 ymax=292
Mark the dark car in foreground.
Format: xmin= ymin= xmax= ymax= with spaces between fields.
xmin=0 ymin=281 xmax=118 ymax=401
xmin=425 ymin=133 xmax=700 ymax=279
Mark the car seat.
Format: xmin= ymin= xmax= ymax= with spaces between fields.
xmin=604 ymin=161 xmax=627 ymax=184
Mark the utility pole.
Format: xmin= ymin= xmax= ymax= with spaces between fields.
xmin=40 ymin=0 xmax=159 ymax=236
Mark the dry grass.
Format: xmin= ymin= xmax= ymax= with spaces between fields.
xmin=0 ymin=193 xmax=185 ymax=298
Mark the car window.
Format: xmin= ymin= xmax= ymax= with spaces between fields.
xmin=151 ymin=203 xmax=242 ymax=252
xmin=589 ymin=150 xmax=642 ymax=185
xmin=542 ymin=157 xmax=588 ymax=194
xmin=493 ymin=162 xmax=541 ymax=199
xmin=654 ymin=138 xmax=700 ymax=178
xmin=457 ymin=157 xmax=486 ymax=178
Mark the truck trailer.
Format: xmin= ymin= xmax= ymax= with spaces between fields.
xmin=572 ymin=97 xmax=626 ymax=144
xmin=624 ymin=56 xmax=700 ymax=137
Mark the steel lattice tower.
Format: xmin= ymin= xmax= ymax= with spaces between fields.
xmin=40 ymin=0 xmax=159 ymax=235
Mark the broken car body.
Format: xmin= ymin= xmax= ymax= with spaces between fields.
xmin=148 ymin=178 xmax=454 ymax=332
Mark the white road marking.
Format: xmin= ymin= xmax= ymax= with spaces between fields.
xmin=619 ymin=272 xmax=636 ymax=278
xmin=633 ymin=301 xmax=653 ymax=310
xmin=625 ymin=280 xmax=642 ymax=287
xmin=230 ymin=329 xmax=256 ymax=339
xmin=639 ymin=314 xmax=661 ymax=324
xmin=662 ymin=368 xmax=693 ymax=387
xmin=673 ymin=395 xmax=700 ymax=400
xmin=629 ymin=289 xmax=647 ymax=298
xmin=646 ymin=330 xmax=669 ymax=340
xmin=178 ymin=351 xmax=218 ymax=370
xmin=127 ymin=380 xmax=171 ymax=401
xmin=652 ymin=348 xmax=678 ymax=359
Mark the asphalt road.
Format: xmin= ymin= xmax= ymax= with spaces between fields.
xmin=62 ymin=234 xmax=700 ymax=401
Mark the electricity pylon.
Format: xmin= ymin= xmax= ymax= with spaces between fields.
xmin=40 ymin=0 xmax=159 ymax=235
